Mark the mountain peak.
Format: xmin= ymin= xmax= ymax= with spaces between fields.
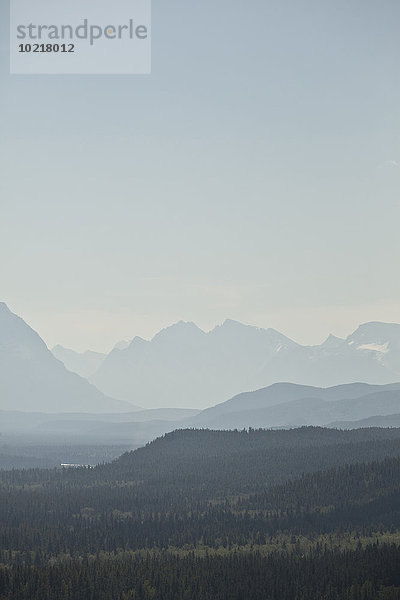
xmin=352 ymin=321 xmax=400 ymax=333
xmin=152 ymin=321 xmax=205 ymax=344
xmin=126 ymin=336 xmax=148 ymax=350
xmin=348 ymin=322 xmax=400 ymax=346
xmin=222 ymin=319 xmax=246 ymax=328
xmin=0 ymin=303 xmax=46 ymax=350
xmin=0 ymin=306 xmax=135 ymax=412
xmin=321 ymin=334 xmax=344 ymax=349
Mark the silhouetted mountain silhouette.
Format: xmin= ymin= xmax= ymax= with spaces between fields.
xmin=0 ymin=303 xmax=137 ymax=413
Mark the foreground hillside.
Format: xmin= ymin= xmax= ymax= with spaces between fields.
xmin=2 ymin=427 xmax=400 ymax=598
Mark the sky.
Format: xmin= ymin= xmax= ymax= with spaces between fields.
xmin=1 ymin=0 xmax=399 ymax=352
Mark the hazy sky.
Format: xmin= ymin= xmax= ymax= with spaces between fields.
xmin=1 ymin=0 xmax=399 ymax=352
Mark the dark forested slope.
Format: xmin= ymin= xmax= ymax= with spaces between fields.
xmin=2 ymin=427 xmax=400 ymax=599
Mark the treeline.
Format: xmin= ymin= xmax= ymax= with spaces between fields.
xmin=1 ymin=544 xmax=400 ymax=600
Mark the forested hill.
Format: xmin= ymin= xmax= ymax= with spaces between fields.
xmin=4 ymin=426 xmax=400 ymax=500
xmin=116 ymin=425 xmax=400 ymax=462
xmin=93 ymin=426 xmax=400 ymax=494
xmin=3 ymin=427 xmax=400 ymax=599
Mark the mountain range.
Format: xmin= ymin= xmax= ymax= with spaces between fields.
xmin=2 ymin=302 xmax=400 ymax=414
xmin=64 ymin=318 xmax=400 ymax=409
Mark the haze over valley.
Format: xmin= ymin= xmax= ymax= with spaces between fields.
xmin=1 ymin=301 xmax=400 ymax=468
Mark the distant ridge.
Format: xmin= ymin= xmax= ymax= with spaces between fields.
xmin=87 ymin=318 xmax=400 ymax=409
xmin=329 ymin=413 xmax=400 ymax=429
xmin=52 ymin=345 xmax=106 ymax=378
xmin=185 ymin=382 xmax=400 ymax=430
